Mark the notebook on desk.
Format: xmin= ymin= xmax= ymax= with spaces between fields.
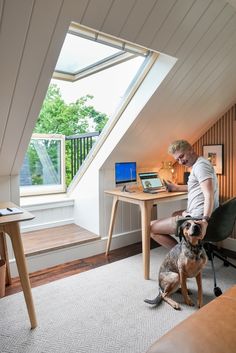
xmin=139 ymin=172 xmax=166 ymax=194
xmin=0 ymin=207 xmax=23 ymax=216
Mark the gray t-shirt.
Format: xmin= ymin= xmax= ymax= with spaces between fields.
xmin=187 ymin=156 xmax=219 ymax=217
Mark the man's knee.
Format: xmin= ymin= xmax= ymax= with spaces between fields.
xmin=150 ymin=220 xmax=156 ymax=230
xmin=172 ymin=209 xmax=184 ymax=217
xmin=150 ymin=216 xmax=177 ymax=236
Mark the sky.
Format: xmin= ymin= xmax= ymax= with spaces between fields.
xmin=52 ymin=32 xmax=146 ymax=118
xmin=52 ymin=56 xmax=145 ymax=118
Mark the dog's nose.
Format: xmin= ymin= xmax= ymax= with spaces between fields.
xmin=191 ymin=224 xmax=201 ymax=236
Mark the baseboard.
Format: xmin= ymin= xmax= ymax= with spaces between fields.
xmin=9 ymin=229 xmax=142 ymax=276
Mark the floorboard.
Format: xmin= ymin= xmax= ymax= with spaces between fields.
xmin=5 ymin=242 xmax=153 ymax=297
xmin=4 ymin=241 xmax=236 ymax=297
xmin=22 ymin=224 xmax=100 ymax=256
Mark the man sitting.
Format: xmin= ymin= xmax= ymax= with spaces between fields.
xmin=151 ymin=140 xmax=219 ymax=249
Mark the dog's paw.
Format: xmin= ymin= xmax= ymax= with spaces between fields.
xmin=197 ymin=300 xmax=203 ymax=308
xmin=188 ymin=301 xmax=195 ymax=307
xmin=185 ymin=297 xmax=194 ymax=306
xmin=173 ymin=303 xmax=181 ymax=310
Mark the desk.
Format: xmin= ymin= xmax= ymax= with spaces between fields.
xmin=0 ymin=202 xmax=37 ymax=329
xmin=105 ymin=190 xmax=187 ymax=279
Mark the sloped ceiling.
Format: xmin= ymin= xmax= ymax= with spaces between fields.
xmin=1 ymin=0 xmax=236 ymax=176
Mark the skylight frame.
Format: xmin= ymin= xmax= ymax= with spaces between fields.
xmin=53 ymin=23 xmax=150 ymax=82
xmin=53 ymin=51 xmax=137 ymax=82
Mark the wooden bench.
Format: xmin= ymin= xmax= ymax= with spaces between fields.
xmin=146 ymin=285 xmax=236 ymax=353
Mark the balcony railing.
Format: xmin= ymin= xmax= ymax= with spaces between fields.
xmin=20 ymin=131 xmax=100 ymax=196
xmin=65 ymin=131 xmax=100 ymax=181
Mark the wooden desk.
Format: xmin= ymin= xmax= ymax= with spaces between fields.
xmin=0 ymin=202 xmax=37 ymax=329
xmin=105 ymin=190 xmax=187 ymax=279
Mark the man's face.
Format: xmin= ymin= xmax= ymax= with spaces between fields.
xmin=172 ymin=148 xmax=196 ymax=167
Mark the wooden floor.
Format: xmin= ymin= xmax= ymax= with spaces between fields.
xmin=5 ymin=241 xmax=147 ymax=297
xmin=22 ymin=224 xmax=100 ymax=256
xmin=4 ymin=235 xmax=236 ymax=298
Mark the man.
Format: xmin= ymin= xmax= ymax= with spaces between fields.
xmin=151 ymin=140 xmax=219 ymax=249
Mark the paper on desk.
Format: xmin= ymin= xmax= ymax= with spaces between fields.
xmin=0 ymin=207 xmax=23 ymax=216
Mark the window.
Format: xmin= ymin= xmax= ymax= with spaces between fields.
xmin=20 ymin=23 xmax=156 ymax=196
xmin=20 ymin=134 xmax=65 ymax=196
xmin=52 ymin=23 xmax=151 ymax=119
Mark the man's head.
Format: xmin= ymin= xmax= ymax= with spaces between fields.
xmin=168 ymin=140 xmax=198 ymax=167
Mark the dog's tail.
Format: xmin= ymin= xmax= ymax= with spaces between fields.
xmin=144 ymin=289 xmax=162 ymax=306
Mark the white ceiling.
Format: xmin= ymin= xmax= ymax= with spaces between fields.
xmin=1 ymin=0 xmax=236 ymax=175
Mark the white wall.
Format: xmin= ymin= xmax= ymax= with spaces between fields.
xmin=0 ymin=175 xmax=19 ymax=204
xmin=0 ymin=175 xmax=20 ymax=261
xmin=71 ymin=53 xmax=177 ymax=239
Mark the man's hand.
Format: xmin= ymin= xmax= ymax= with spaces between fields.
xmin=195 ymin=219 xmax=208 ymax=239
xmin=163 ymin=179 xmax=186 ymax=192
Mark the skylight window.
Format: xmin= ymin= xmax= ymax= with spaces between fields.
xmin=55 ymin=33 xmax=122 ymax=75
xmin=20 ymin=23 xmax=156 ymax=195
xmin=52 ymin=23 xmax=152 ymax=119
xmin=53 ymin=23 xmax=149 ymax=83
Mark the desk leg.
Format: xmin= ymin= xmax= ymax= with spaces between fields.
xmin=0 ymin=231 xmax=12 ymax=285
xmin=7 ymin=223 xmax=37 ymax=329
xmin=140 ymin=201 xmax=152 ymax=280
xmin=105 ymin=196 xmax=119 ymax=256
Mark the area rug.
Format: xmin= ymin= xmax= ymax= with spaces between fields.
xmin=0 ymin=247 xmax=235 ymax=353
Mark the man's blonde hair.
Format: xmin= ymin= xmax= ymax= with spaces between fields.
xmin=168 ymin=140 xmax=192 ymax=154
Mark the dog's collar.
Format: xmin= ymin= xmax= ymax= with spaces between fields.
xmin=182 ymin=237 xmax=203 ymax=253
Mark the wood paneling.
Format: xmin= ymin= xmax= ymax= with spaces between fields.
xmin=193 ymin=104 xmax=236 ymax=203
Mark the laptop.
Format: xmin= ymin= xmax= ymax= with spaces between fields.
xmin=139 ymin=172 xmax=166 ymax=194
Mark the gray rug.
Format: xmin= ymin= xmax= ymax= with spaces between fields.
xmin=0 ymin=247 xmax=235 ymax=353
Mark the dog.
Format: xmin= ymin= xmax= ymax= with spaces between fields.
xmin=145 ymin=219 xmax=207 ymax=310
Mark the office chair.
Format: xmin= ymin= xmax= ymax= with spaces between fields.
xmin=204 ymin=197 xmax=236 ymax=297
xmin=176 ymin=197 xmax=236 ymax=297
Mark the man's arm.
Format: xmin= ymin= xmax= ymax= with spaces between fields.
xmin=197 ymin=178 xmax=214 ymax=238
xmin=163 ymin=180 xmax=188 ymax=192
xmin=200 ymin=178 xmax=214 ymax=218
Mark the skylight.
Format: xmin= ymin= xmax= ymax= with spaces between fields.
xmin=53 ymin=23 xmax=149 ymax=83
xmin=55 ymin=33 xmax=123 ymax=75
xmin=20 ymin=23 xmax=155 ymax=195
xmin=52 ymin=24 xmax=151 ymax=119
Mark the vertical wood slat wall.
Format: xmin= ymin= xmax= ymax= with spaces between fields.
xmin=175 ymin=103 xmax=236 ymax=238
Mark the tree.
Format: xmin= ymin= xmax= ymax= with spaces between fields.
xmin=27 ymin=83 xmax=109 ymax=186
xmin=34 ymin=84 xmax=108 ymax=134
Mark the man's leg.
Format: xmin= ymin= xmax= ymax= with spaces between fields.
xmin=150 ymin=216 xmax=178 ymax=249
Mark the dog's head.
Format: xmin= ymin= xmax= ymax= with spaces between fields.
xmin=178 ymin=220 xmax=203 ymax=245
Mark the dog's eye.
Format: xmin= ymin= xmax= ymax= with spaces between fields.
xmin=185 ymin=222 xmax=191 ymax=228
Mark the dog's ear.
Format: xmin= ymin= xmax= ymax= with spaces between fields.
xmin=177 ymin=221 xmax=187 ymax=237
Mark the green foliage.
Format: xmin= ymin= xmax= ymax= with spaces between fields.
xmin=29 ymin=83 xmax=109 ymax=186
xmin=34 ymin=84 xmax=108 ymax=135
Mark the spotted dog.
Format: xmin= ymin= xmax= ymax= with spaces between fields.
xmin=145 ymin=220 xmax=207 ymax=310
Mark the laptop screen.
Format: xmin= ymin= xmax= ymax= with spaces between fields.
xmin=139 ymin=172 xmax=164 ymax=190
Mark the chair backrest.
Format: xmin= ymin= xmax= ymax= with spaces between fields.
xmin=204 ymin=197 xmax=236 ymax=242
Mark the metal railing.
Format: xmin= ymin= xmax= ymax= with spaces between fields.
xmin=65 ymin=131 xmax=100 ymax=181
